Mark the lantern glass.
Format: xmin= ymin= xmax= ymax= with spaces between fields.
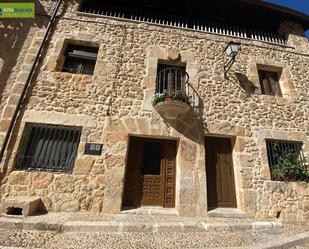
xmin=225 ymin=42 xmax=240 ymax=56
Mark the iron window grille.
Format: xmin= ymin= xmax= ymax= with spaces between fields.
xmin=15 ymin=123 xmax=82 ymax=173
xmin=266 ymin=139 xmax=306 ymax=170
xmin=61 ymin=44 xmax=98 ymax=75
xmin=258 ymin=70 xmax=282 ymax=96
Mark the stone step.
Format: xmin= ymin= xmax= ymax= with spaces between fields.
xmin=0 ymin=216 xmax=283 ymax=233
xmin=208 ymin=208 xmax=247 ymax=218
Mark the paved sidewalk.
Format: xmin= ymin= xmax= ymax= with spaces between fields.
xmin=0 ymin=212 xmax=308 ymax=248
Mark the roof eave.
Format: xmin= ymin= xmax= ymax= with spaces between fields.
xmin=239 ymin=0 xmax=309 ymax=29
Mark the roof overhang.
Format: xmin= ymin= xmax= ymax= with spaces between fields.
xmin=86 ymin=0 xmax=309 ymax=30
xmin=239 ymin=0 xmax=309 ymax=30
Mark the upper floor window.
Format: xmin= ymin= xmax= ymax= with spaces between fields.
xmin=61 ymin=44 xmax=98 ymax=75
xmin=15 ymin=123 xmax=82 ymax=173
xmin=155 ymin=62 xmax=187 ymax=94
xmin=258 ymin=70 xmax=282 ymax=96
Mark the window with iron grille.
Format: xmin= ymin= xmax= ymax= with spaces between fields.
xmin=258 ymin=70 xmax=282 ymax=96
xmin=156 ymin=63 xmax=186 ymax=94
xmin=266 ymin=139 xmax=308 ymax=181
xmin=61 ymin=44 xmax=98 ymax=75
xmin=15 ymin=123 xmax=82 ymax=172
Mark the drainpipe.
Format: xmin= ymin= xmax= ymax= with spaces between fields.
xmin=0 ymin=0 xmax=63 ymax=165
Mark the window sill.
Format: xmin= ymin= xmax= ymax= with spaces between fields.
xmin=14 ymin=169 xmax=72 ymax=174
xmin=51 ymin=71 xmax=94 ymax=84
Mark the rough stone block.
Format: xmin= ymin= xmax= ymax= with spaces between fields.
xmin=285 ymin=213 xmax=297 ymax=223
xmin=234 ymin=137 xmax=246 ymax=153
xmin=12 ymin=83 xmax=25 ymax=94
xmin=0 ymin=119 xmax=10 ymax=133
xmin=167 ymin=48 xmax=180 ymax=60
xmin=156 ymin=222 xmax=183 ymax=232
xmin=8 ymin=171 xmax=30 ymax=185
xmin=7 ymin=94 xmax=20 ymax=106
xmin=17 ymin=72 xmax=30 ymax=82
xmin=0 ymin=197 xmax=45 ymax=216
xmin=74 ymin=157 xmax=95 ymax=175
xmin=142 ymin=89 xmax=154 ymax=111
xmin=2 ymin=106 xmax=16 ymax=119
xmin=181 ymin=50 xmax=195 ymax=62
xmin=149 ymin=47 xmax=165 ymax=59
xmin=32 ymin=173 xmax=53 ymax=189
xmin=143 ymin=76 xmax=156 ymax=89
xmin=236 ymin=126 xmax=246 ymax=137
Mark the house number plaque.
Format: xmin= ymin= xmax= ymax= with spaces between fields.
xmin=84 ymin=143 xmax=103 ymax=155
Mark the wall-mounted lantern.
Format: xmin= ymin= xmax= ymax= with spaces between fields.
xmin=224 ymin=41 xmax=241 ymax=79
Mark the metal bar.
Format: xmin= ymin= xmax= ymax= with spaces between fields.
xmin=44 ymin=128 xmax=55 ymax=168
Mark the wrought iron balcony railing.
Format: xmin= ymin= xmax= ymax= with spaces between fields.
xmin=153 ymin=67 xmax=199 ymax=113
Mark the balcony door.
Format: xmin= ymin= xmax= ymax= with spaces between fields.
xmin=123 ymin=137 xmax=176 ymax=208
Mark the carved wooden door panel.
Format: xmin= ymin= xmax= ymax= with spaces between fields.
xmin=123 ymin=137 xmax=176 ymax=208
xmin=162 ymin=140 xmax=176 ymax=208
xmin=206 ymin=137 xmax=236 ymax=208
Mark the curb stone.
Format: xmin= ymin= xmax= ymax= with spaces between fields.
xmin=0 ymin=219 xmax=285 ymax=233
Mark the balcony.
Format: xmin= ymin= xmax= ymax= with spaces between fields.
xmin=152 ymin=67 xmax=199 ymax=121
xmin=79 ymin=1 xmax=287 ymax=45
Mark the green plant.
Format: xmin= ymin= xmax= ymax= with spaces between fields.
xmin=152 ymin=90 xmax=191 ymax=106
xmin=271 ymin=152 xmax=309 ymax=182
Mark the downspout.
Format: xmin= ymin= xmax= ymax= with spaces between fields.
xmin=0 ymin=0 xmax=63 ymax=165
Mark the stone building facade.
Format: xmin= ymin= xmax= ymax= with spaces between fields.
xmin=0 ymin=0 xmax=308 ymax=222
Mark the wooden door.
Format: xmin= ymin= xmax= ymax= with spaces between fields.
xmin=139 ymin=140 xmax=163 ymax=206
xmin=205 ymin=137 xmax=236 ymax=208
xmin=123 ymin=137 xmax=176 ymax=208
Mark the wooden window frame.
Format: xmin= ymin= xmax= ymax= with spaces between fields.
xmin=61 ymin=44 xmax=98 ymax=75
xmin=258 ymin=69 xmax=282 ymax=96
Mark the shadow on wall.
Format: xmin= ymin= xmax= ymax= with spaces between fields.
xmin=0 ymin=1 xmax=48 ymax=109
xmin=234 ymin=72 xmax=258 ymax=95
xmin=168 ymin=92 xmax=204 ymax=144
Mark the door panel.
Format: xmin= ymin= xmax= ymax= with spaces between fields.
xmin=206 ymin=137 xmax=236 ymax=208
xmin=123 ymin=137 xmax=176 ymax=208
xmin=163 ymin=140 xmax=176 ymax=208
xmin=140 ymin=140 xmax=163 ymax=206
xmin=140 ymin=175 xmax=162 ymax=206
xmin=122 ymin=138 xmax=143 ymax=207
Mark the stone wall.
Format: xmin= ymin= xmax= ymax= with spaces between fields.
xmin=256 ymin=181 xmax=309 ymax=222
xmin=0 ymin=0 xmax=51 ymax=155
xmin=0 ymin=0 xmax=308 ymax=220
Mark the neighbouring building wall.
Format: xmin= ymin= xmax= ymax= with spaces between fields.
xmin=0 ymin=0 xmax=308 ymax=220
xmin=0 ymin=0 xmax=51 ymax=156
